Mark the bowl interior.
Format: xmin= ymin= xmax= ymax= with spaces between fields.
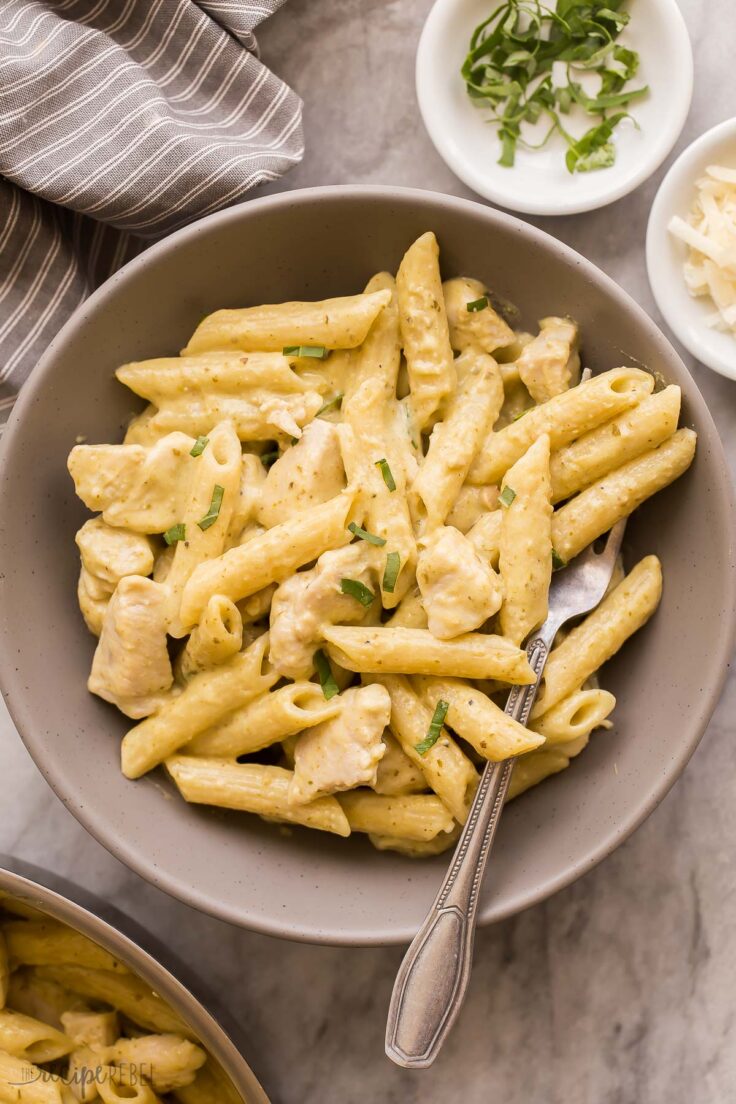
xmin=647 ymin=118 xmax=736 ymax=380
xmin=0 ymin=187 xmax=733 ymax=945
xmin=416 ymin=0 xmax=693 ymax=215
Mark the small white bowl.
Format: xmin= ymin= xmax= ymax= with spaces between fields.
xmin=647 ymin=117 xmax=736 ymax=381
xmin=416 ymin=0 xmax=693 ymax=216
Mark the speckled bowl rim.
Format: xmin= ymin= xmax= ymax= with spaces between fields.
xmin=1 ymin=185 xmax=735 ymax=946
xmin=0 ymin=856 xmax=270 ymax=1101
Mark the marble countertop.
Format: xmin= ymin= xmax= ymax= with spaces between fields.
xmin=3 ymin=0 xmax=735 ymax=1100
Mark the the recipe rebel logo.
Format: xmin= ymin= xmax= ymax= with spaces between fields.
xmin=12 ymin=1062 xmax=155 ymax=1090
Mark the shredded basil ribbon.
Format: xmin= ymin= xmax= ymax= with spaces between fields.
xmin=314 ymin=649 xmax=339 ymax=700
xmin=317 ymin=393 xmax=344 ymax=416
xmin=283 ymin=345 xmax=328 ymax=359
xmin=197 ymin=484 xmax=225 ymax=531
xmin=382 ymin=551 xmax=401 ymax=594
xmin=499 ymin=484 xmax=517 ymax=508
xmin=375 ymin=458 xmax=397 ymax=491
xmin=348 ymin=521 xmax=386 ymax=547
xmin=466 ymin=296 xmax=489 ymax=312
xmin=340 ymin=578 xmax=376 ymax=607
xmin=190 ymin=436 xmax=209 ymax=457
xmin=415 ymin=700 xmax=450 ymax=755
xmin=163 ymin=523 xmax=186 ymax=545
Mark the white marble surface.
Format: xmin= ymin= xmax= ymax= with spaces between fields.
xmin=3 ymin=1 xmax=736 ymax=1100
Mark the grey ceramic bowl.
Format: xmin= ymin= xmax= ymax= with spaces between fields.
xmin=0 ymin=186 xmax=734 ymax=946
xmin=0 ymin=856 xmax=269 ymax=1102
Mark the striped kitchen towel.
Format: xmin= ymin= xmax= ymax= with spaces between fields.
xmin=0 ymin=0 xmax=304 ymax=428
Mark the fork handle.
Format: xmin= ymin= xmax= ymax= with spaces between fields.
xmin=385 ymin=636 xmax=550 ymax=1069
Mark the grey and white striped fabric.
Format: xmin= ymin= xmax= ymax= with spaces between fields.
xmin=0 ymin=0 xmax=303 ymax=428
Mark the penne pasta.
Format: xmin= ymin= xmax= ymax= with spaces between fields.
xmin=175 ymin=596 xmax=243 ymax=680
xmin=1 ymin=923 xmax=127 ymax=976
xmin=506 ymin=750 xmax=570 ymax=801
xmin=411 ymin=676 xmax=544 ymax=760
xmin=442 ymin=276 xmax=515 ymax=354
xmin=34 ymin=968 xmax=192 ymax=1039
xmin=531 ymin=686 xmax=616 ymax=746
xmin=337 ymin=791 xmax=455 ymax=842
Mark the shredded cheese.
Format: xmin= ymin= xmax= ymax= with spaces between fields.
xmin=668 ymin=164 xmax=736 ymax=337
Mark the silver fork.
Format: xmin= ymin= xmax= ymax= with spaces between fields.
xmin=385 ymin=519 xmax=627 ymax=1069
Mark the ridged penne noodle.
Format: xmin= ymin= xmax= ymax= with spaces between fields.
xmin=322 ymin=625 xmax=535 ymax=683
xmin=183 ymin=288 xmax=392 ymax=355
xmin=96 ymin=1079 xmax=160 ymax=1104
xmin=0 ymin=1009 xmax=72 ymax=1064
xmin=1 ymin=924 xmax=127 ymax=976
xmin=175 ymin=596 xmax=243 ymax=680
xmin=371 ymin=675 xmax=478 ymax=823
xmin=116 ymin=351 xmax=308 ymax=402
xmin=498 ymin=434 xmax=553 ymax=645
xmin=187 ymin=682 xmax=342 ymax=758
xmin=340 ymin=378 xmax=416 ymax=605
xmin=5 ymin=973 xmax=78 ymax=1033
xmin=121 ymin=633 xmax=275 ymax=779
xmin=36 ymin=968 xmax=192 ymax=1040
xmin=166 ymin=758 xmax=351 ymax=838
xmin=467 ymin=367 xmax=654 ymax=484
xmin=369 ymin=825 xmax=461 ymax=857
xmin=442 ymin=276 xmax=515 ymax=353
xmin=531 ymin=687 xmax=616 ymax=746
xmin=163 ymin=421 xmax=242 ymax=636
xmin=396 ymin=232 xmax=455 ymax=430
xmin=108 ymin=1035 xmax=206 ymax=1094
xmin=338 ymin=791 xmax=455 ymax=842
xmin=411 ymin=676 xmax=544 ymax=760
xmin=550 ymin=385 xmax=681 ymax=503
xmin=179 ymin=490 xmax=356 ymax=628
xmin=0 ymin=1048 xmax=68 ymax=1103
xmin=344 ymin=272 xmax=400 ymax=398
xmin=409 ymin=349 xmax=504 ymax=532
xmin=532 ymin=556 xmax=662 ymax=719
xmin=552 ymin=429 xmax=696 ymax=564
xmin=372 ymin=732 xmax=428 ymax=796
xmin=142 ymin=389 xmax=323 ymax=442
xmin=506 ymin=750 xmax=570 ymax=801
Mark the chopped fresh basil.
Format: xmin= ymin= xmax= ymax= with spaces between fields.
xmin=197 ymin=484 xmax=225 ymax=531
xmin=375 ymin=458 xmax=397 ymax=492
xmin=348 ymin=521 xmax=387 ymax=547
xmin=340 ymin=578 xmax=376 ymax=607
xmin=499 ymin=485 xmax=517 ymax=508
xmin=415 ymin=700 xmax=450 ymax=755
xmin=283 ymin=345 xmax=329 ymax=359
xmin=382 ymin=551 xmax=401 ymax=594
xmin=163 ymin=523 xmax=186 ymax=545
xmin=314 ymin=649 xmax=339 ymax=700
xmin=190 ymin=436 xmax=209 ymax=457
xmin=466 ymin=296 xmax=489 ymax=312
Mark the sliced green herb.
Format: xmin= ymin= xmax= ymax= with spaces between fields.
xmin=375 ymin=458 xmax=397 ymax=492
xmin=190 ymin=435 xmax=209 ymax=457
xmin=499 ymin=484 xmax=516 ymax=508
xmin=314 ymin=648 xmax=339 ymax=700
xmin=283 ymin=345 xmax=329 ymax=359
xmin=415 ymin=700 xmax=450 ymax=756
xmin=163 ymin=523 xmax=186 ymax=546
xmin=466 ymin=296 xmax=489 ymax=312
xmin=461 ymin=0 xmax=648 ymax=174
xmin=260 ymin=449 xmax=280 ymax=469
xmin=317 ymin=393 xmax=344 ymax=416
xmin=197 ymin=484 xmax=225 ymax=531
xmin=382 ymin=551 xmax=401 ymax=594
xmin=552 ymin=547 xmax=567 ymax=571
xmin=340 ymin=578 xmax=376 ymax=607
xmin=348 ymin=521 xmax=387 ymax=547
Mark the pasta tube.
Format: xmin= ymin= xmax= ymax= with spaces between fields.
xmin=1 ymin=923 xmax=127 ymax=975
xmin=344 ymin=272 xmax=401 ymax=398
xmin=531 ymin=687 xmax=615 ymax=746
xmin=175 ymin=596 xmax=243 ymax=680
xmin=187 ymin=682 xmax=342 ymax=758
xmin=183 ymin=289 xmax=391 ymax=354
xmin=498 ymin=434 xmax=553 ymax=645
xmin=412 ymin=676 xmax=544 ymax=760
xmin=506 ymin=750 xmax=570 ymax=801
xmin=442 ymin=276 xmax=514 ymax=353
xmin=116 ymin=351 xmax=308 ymax=402
xmin=467 ymin=367 xmax=654 ymax=485
xmin=35 ymin=969 xmax=192 ymax=1039
xmin=166 ymin=758 xmax=351 ymax=837
xmin=179 ymin=490 xmax=356 ymax=627
xmin=396 ymin=232 xmax=455 ymax=430
xmin=0 ymin=1010 xmax=72 ymax=1065
xmin=551 ymin=429 xmax=696 ymax=563
xmin=409 ymin=349 xmax=504 ymax=532
xmin=531 ymin=556 xmax=662 ymax=719
xmin=372 ymin=732 xmax=427 ymax=796
xmin=369 ymin=826 xmax=461 ymax=857
xmin=338 ymin=791 xmax=455 ymax=842
xmin=121 ymin=634 xmax=276 ymax=779
xmin=0 ymin=1049 xmax=68 ymax=1103
xmin=322 ymin=625 xmax=535 ymax=683
xmin=549 ymin=385 xmax=681 ymax=503
xmin=372 ymin=675 xmax=478 ymax=823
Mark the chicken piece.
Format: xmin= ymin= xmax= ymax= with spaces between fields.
xmin=417 ymin=526 xmax=503 ymax=640
xmin=75 ymin=518 xmax=154 ymax=588
xmin=372 ymin=732 xmax=427 ymax=796
xmin=269 ymin=543 xmax=379 ymax=679
xmin=77 ymin=567 xmax=112 ymax=636
xmin=290 ymin=684 xmax=390 ymax=804
xmin=255 ymin=419 xmax=345 ymax=528
xmin=68 ymin=432 xmax=197 ymax=533
xmin=88 ymin=576 xmax=173 ymax=718
xmin=443 ymin=276 xmax=515 ymax=354
xmin=516 ymin=317 xmax=580 ymax=404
